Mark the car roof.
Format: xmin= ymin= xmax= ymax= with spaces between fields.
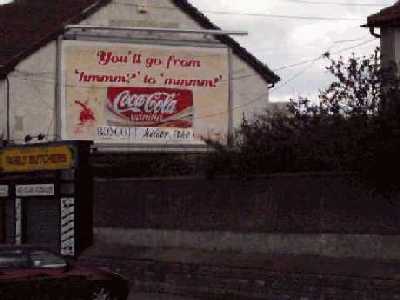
xmin=0 ymin=246 xmax=59 ymax=256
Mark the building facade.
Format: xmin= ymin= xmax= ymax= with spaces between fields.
xmin=366 ymin=1 xmax=400 ymax=66
xmin=0 ymin=0 xmax=280 ymax=254
xmin=0 ymin=0 xmax=279 ymax=152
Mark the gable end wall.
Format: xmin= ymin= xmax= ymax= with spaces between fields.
xmin=0 ymin=0 xmax=271 ymax=145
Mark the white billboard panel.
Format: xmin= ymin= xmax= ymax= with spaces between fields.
xmin=61 ymin=40 xmax=230 ymax=146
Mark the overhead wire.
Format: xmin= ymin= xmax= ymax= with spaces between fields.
xmin=55 ymin=2 xmax=378 ymax=80
xmin=114 ymin=1 xmax=364 ymax=21
xmin=273 ymin=38 xmax=376 ymax=87
xmin=196 ymin=10 xmax=361 ymax=21
xmin=197 ymin=38 xmax=379 ymax=118
xmin=2 ymin=0 xmax=387 ymax=143
xmin=273 ymin=38 xmax=376 ymax=73
xmin=6 ymin=39 xmax=375 ymax=84
xmin=6 ymin=6 xmax=379 ymax=123
xmin=274 ymin=57 xmax=322 ymax=91
xmin=329 ymin=38 xmax=376 ymax=55
xmin=269 ymin=38 xmax=377 ymax=107
xmin=9 ymin=37 xmax=378 ymax=121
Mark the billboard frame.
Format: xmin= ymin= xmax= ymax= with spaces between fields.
xmin=57 ymin=34 xmax=233 ymax=152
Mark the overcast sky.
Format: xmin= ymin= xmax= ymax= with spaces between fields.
xmin=189 ymin=0 xmax=394 ymax=102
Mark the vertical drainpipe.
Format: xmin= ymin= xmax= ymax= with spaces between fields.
xmin=228 ymin=48 xmax=234 ymax=147
xmin=55 ymin=36 xmax=63 ymax=141
xmin=369 ymin=27 xmax=380 ymax=38
xmin=6 ymin=76 xmax=10 ymax=143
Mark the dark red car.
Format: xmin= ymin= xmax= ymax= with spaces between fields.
xmin=0 ymin=247 xmax=129 ymax=300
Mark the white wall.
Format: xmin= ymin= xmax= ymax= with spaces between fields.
xmin=230 ymin=58 xmax=270 ymax=128
xmin=7 ymin=41 xmax=57 ymax=143
xmin=1 ymin=0 xmax=272 ymax=146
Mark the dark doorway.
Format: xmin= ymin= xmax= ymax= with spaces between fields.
xmin=22 ymin=197 xmax=60 ymax=251
xmin=0 ymin=199 xmax=5 ymax=243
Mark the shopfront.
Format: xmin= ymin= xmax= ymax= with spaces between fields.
xmin=0 ymin=185 xmax=8 ymax=243
xmin=0 ymin=141 xmax=92 ymax=257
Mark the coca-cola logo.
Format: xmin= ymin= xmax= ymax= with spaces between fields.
xmin=107 ymin=87 xmax=193 ymax=126
xmin=113 ymin=90 xmax=178 ymax=115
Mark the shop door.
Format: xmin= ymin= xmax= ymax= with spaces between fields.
xmin=0 ymin=199 xmax=4 ymax=243
xmin=23 ymin=197 xmax=60 ymax=250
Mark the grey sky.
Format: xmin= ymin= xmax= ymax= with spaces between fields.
xmin=189 ymin=0 xmax=393 ymax=102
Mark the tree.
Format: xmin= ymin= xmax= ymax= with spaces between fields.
xmin=289 ymin=47 xmax=400 ymax=119
xmin=206 ymin=47 xmax=400 ymax=192
xmin=318 ymin=49 xmax=380 ymax=116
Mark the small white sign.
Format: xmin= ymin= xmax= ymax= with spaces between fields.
xmin=16 ymin=184 xmax=55 ymax=197
xmin=0 ymin=185 xmax=8 ymax=197
xmin=95 ymin=126 xmax=194 ymax=142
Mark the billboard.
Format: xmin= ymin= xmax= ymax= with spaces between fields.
xmin=61 ymin=40 xmax=230 ymax=146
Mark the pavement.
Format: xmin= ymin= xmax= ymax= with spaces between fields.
xmin=128 ymin=293 xmax=196 ymax=300
xmin=81 ymin=242 xmax=400 ymax=280
xmin=80 ymin=242 xmax=400 ymax=300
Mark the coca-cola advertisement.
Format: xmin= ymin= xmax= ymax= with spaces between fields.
xmin=61 ymin=40 xmax=229 ymax=146
xmin=106 ymin=87 xmax=193 ymax=128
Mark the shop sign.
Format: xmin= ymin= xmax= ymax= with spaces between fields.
xmin=16 ymin=184 xmax=55 ymax=197
xmin=0 ymin=185 xmax=8 ymax=197
xmin=1 ymin=145 xmax=73 ymax=173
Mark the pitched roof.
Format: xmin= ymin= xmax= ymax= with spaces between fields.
xmin=366 ymin=1 xmax=400 ymax=28
xmin=0 ymin=0 xmax=112 ymax=77
xmin=0 ymin=0 xmax=279 ymax=83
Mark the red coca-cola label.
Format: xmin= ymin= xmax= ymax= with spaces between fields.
xmin=107 ymin=87 xmax=193 ymax=127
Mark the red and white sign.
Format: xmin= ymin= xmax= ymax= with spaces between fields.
xmin=106 ymin=87 xmax=193 ymax=128
xmin=61 ymin=40 xmax=229 ymax=146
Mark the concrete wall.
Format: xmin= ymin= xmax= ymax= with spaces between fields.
xmin=93 ymin=174 xmax=400 ymax=234
xmin=93 ymin=173 xmax=400 ymax=260
xmin=93 ymin=228 xmax=400 ymax=260
xmin=0 ymin=0 xmax=272 ymax=143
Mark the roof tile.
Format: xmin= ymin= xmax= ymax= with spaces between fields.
xmin=367 ymin=1 xmax=400 ymax=27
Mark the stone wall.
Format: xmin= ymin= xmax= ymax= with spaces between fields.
xmin=94 ymin=173 xmax=400 ymax=234
xmin=93 ymin=173 xmax=400 ymax=259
